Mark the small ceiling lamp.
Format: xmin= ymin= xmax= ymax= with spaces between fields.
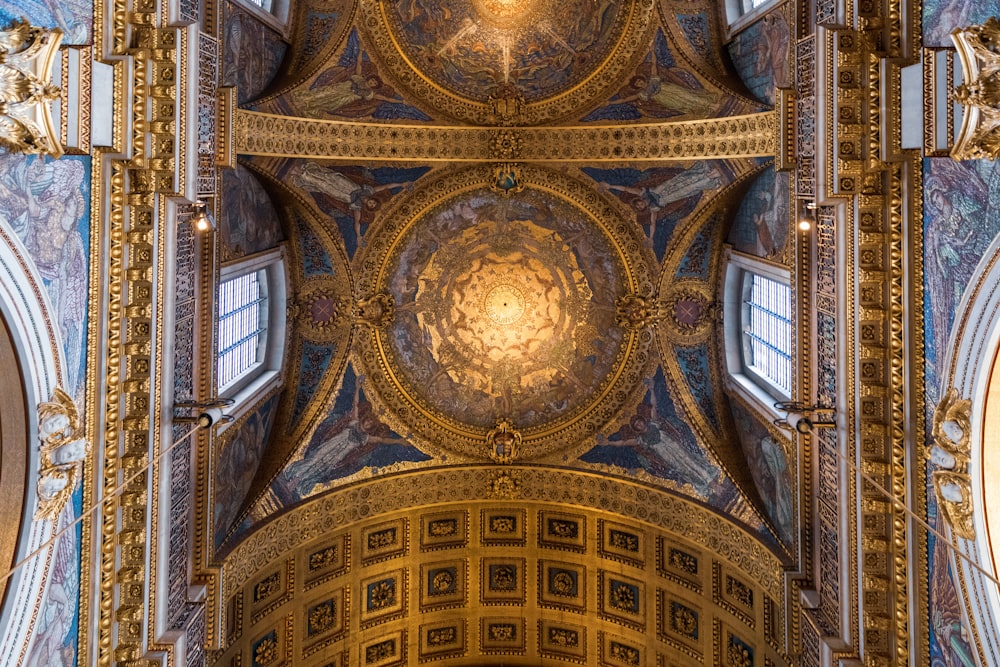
xmin=190 ymin=200 xmax=216 ymax=232
xmin=798 ymin=202 xmax=817 ymax=232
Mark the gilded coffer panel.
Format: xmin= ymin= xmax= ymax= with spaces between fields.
xmin=217 ymin=469 xmax=791 ymax=666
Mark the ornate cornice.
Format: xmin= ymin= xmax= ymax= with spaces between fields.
xmin=233 ymin=110 xmax=777 ymax=162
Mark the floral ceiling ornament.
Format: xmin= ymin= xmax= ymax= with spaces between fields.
xmin=0 ymin=19 xmax=63 ymax=156
xmin=615 ymin=293 xmax=656 ymax=331
xmin=35 ymin=387 xmax=89 ymax=520
xmin=354 ymin=292 xmax=395 ymax=329
xmin=951 ymin=18 xmax=1000 ymax=160
xmin=928 ymin=387 xmax=975 ymax=539
xmin=489 ymin=470 xmax=521 ymax=498
xmin=486 ymin=417 xmax=521 ymax=464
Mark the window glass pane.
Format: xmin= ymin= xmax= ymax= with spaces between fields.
xmin=245 ymin=0 xmax=274 ymax=10
xmin=217 ymin=271 xmax=267 ymax=390
xmin=745 ymin=273 xmax=792 ymax=395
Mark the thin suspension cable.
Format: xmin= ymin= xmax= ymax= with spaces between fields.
xmin=822 ymin=435 xmax=1000 ymax=587
xmin=0 ymin=422 xmax=202 ymax=586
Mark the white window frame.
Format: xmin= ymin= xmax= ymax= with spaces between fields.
xmin=232 ymin=0 xmax=291 ymax=36
xmin=723 ymin=0 xmax=782 ymax=37
xmin=217 ymin=247 xmax=288 ymax=410
xmin=722 ymin=247 xmax=793 ymax=419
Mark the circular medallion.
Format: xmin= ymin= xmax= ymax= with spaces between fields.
xmin=657 ymin=280 xmax=714 ymax=345
xmin=361 ymin=0 xmax=654 ymax=124
xmin=355 ymin=165 xmax=654 ymax=461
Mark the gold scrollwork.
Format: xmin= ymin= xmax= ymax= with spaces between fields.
xmin=0 ymin=19 xmax=63 ymax=156
xmin=486 ymin=418 xmax=521 ymax=464
xmin=952 ymin=18 xmax=1000 ymax=160
xmin=929 ymin=388 xmax=975 ymax=539
xmin=35 ymin=387 xmax=89 ymax=520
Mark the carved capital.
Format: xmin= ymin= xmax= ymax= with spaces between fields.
xmin=0 ymin=19 xmax=63 ymax=157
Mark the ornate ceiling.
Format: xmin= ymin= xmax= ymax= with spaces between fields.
xmin=211 ymin=0 xmax=797 ymax=662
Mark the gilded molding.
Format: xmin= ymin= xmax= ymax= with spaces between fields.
xmin=223 ymin=467 xmax=786 ymax=601
xmin=0 ymin=20 xmax=64 ymax=157
xmin=951 ymin=18 xmax=1000 ymax=160
xmin=233 ymin=110 xmax=777 ymax=162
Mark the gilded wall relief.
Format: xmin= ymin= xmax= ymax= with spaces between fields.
xmin=360 ymin=0 xmax=655 ymax=124
xmin=353 ymin=164 xmax=654 ymax=461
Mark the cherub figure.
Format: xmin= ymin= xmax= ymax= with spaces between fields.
xmin=35 ymin=387 xmax=88 ymax=519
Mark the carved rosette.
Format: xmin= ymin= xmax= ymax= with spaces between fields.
xmin=291 ymin=278 xmax=353 ymax=341
xmin=0 ymin=19 xmax=64 ymax=157
xmin=928 ymin=388 xmax=975 ymax=539
xmin=656 ymin=281 xmax=715 ymax=345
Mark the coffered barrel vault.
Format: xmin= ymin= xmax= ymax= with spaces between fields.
xmin=218 ymin=468 xmax=789 ymax=666
xmin=2 ymin=0 xmax=999 ymax=664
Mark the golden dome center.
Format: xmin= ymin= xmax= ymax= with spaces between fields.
xmin=471 ymin=0 xmax=541 ymax=27
xmin=484 ymin=283 xmax=526 ymax=325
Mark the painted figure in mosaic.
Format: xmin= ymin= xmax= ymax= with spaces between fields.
xmin=280 ymin=372 xmax=411 ymax=499
xmin=620 ymin=64 xmax=720 ymax=118
xmin=598 ymin=162 xmax=723 ymax=244
xmin=754 ymin=13 xmax=790 ymax=89
xmin=0 ymin=155 xmax=88 ymax=394
xmin=290 ymin=161 xmax=411 ymax=244
xmin=213 ymin=400 xmax=276 ymax=546
xmin=286 ymin=29 xmax=424 ymax=121
xmin=220 ymin=166 xmax=284 ymax=258
xmin=595 ymin=380 xmax=721 ymax=497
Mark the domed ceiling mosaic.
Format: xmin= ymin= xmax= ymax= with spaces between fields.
xmin=360 ymin=0 xmax=655 ymax=123
xmin=216 ymin=0 xmax=796 ymax=574
xmin=354 ymin=164 xmax=654 ymax=460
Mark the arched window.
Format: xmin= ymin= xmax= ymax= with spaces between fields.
xmin=217 ymin=270 xmax=267 ymax=391
xmin=217 ymin=248 xmax=287 ymax=403
xmin=742 ymin=272 xmax=792 ymax=397
xmin=723 ymin=248 xmax=793 ymax=416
